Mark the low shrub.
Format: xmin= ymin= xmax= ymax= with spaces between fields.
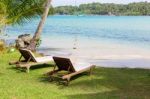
xmin=0 ymin=40 xmax=5 ymax=51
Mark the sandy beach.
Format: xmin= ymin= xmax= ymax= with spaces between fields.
xmin=37 ymin=36 xmax=150 ymax=69
xmin=5 ymin=16 xmax=150 ymax=69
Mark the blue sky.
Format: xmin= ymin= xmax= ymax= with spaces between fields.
xmin=52 ymin=0 xmax=149 ymax=6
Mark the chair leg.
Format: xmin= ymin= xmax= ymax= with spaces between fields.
xmin=26 ymin=66 xmax=30 ymax=73
xmin=47 ymin=70 xmax=60 ymax=75
xmin=9 ymin=61 xmax=19 ymax=65
xmin=89 ymin=68 xmax=92 ymax=76
xmin=65 ymin=77 xmax=71 ymax=86
xmin=89 ymin=66 xmax=95 ymax=76
xmin=49 ymin=75 xmax=54 ymax=82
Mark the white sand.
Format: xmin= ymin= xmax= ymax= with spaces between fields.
xmin=38 ymin=36 xmax=150 ymax=69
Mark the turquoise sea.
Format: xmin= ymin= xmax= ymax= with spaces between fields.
xmin=5 ymin=15 xmax=150 ymax=68
xmin=6 ymin=15 xmax=150 ymax=48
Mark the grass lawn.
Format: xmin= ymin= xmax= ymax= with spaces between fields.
xmin=0 ymin=51 xmax=150 ymax=99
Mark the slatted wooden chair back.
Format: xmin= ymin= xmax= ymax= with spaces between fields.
xmin=53 ymin=57 xmax=75 ymax=72
xmin=19 ymin=49 xmax=37 ymax=62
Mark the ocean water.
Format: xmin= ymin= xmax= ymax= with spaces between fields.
xmin=6 ymin=15 xmax=150 ymax=47
xmin=5 ymin=15 xmax=150 ymax=68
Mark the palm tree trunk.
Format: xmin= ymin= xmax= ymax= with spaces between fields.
xmin=28 ymin=0 xmax=52 ymax=51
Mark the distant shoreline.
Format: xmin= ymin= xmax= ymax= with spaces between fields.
xmin=54 ymin=2 xmax=150 ymax=16
xmin=52 ymin=14 xmax=150 ymax=17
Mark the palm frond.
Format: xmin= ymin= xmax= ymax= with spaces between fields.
xmin=0 ymin=0 xmax=54 ymax=26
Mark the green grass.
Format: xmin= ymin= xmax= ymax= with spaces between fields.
xmin=0 ymin=51 xmax=150 ymax=99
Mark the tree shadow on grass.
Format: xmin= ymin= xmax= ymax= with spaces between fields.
xmin=0 ymin=72 xmax=5 ymax=75
xmin=65 ymin=91 xmax=147 ymax=99
xmin=65 ymin=68 xmax=150 ymax=99
xmin=66 ymin=92 xmax=119 ymax=99
xmin=38 ymin=72 xmax=90 ymax=87
xmin=8 ymin=64 xmax=54 ymax=73
xmin=29 ymin=64 xmax=54 ymax=70
xmin=38 ymin=67 xmax=150 ymax=98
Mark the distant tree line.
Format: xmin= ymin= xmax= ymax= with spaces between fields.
xmin=54 ymin=2 xmax=150 ymax=16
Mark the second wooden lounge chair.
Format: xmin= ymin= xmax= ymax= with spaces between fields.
xmin=9 ymin=49 xmax=53 ymax=73
xmin=48 ymin=57 xmax=95 ymax=85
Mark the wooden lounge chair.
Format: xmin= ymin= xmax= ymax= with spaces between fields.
xmin=9 ymin=49 xmax=53 ymax=73
xmin=48 ymin=56 xmax=95 ymax=85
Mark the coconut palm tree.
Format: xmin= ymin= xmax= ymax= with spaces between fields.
xmin=0 ymin=0 xmax=47 ymax=28
xmin=28 ymin=0 xmax=52 ymax=51
xmin=0 ymin=0 xmax=53 ymax=51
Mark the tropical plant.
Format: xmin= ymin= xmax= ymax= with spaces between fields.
xmin=28 ymin=0 xmax=52 ymax=51
xmin=0 ymin=40 xmax=5 ymax=51
xmin=0 ymin=0 xmax=54 ymax=32
xmin=0 ymin=0 xmax=43 ymax=26
xmin=0 ymin=0 xmax=53 ymax=50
